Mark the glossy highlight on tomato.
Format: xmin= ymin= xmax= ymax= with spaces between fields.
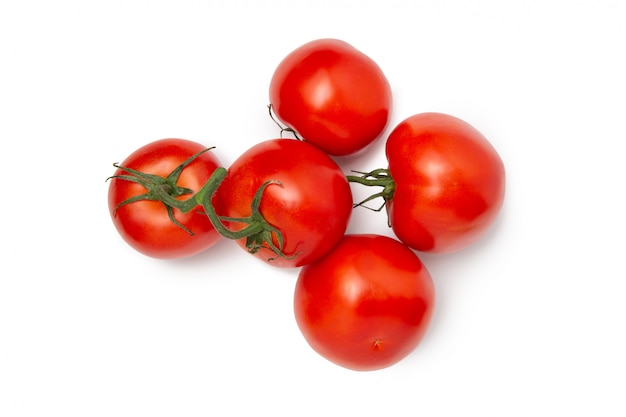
xmin=108 ymin=138 xmax=222 ymax=259
xmin=214 ymin=138 xmax=353 ymax=267
xmin=269 ymin=38 xmax=392 ymax=156
xmin=294 ymin=234 xmax=435 ymax=371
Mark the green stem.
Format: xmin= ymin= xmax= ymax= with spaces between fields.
xmin=267 ymin=104 xmax=301 ymax=140
xmin=191 ymin=168 xmax=264 ymax=240
xmin=108 ymin=148 xmax=294 ymax=261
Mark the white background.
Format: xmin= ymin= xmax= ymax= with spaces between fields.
xmin=1 ymin=0 xmax=625 ymax=415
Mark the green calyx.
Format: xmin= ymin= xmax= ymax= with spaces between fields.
xmin=107 ymin=147 xmax=294 ymax=261
xmin=107 ymin=147 xmax=215 ymax=235
xmin=346 ymin=168 xmax=396 ymax=211
xmin=192 ymin=172 xmax=296 ymax=261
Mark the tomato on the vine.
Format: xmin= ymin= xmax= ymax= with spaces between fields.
xmin=213 ymin=138 xmax=353 ymax=268
xmin=108 ymin=138 xmax=222 ymax=259
xmin=349 ymin=112 xmax=506 ymax=254
xmin=294 ymin=234 xmax=435 ymax=371
xmin=269 ymin=38 xmax=392 ymax=157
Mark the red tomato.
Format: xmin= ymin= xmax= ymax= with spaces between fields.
xmin=214 ymin=138 xmax=353 ymax=267
xmin=269 ymin=38 xmax=392 ymax=157
xmin=294 ymin=234 xmax=435 ymax=371
xmin=108 ymin=138 xmax=222 ymax=259
xmin=385 ymin=112 xmax=506 ymax=253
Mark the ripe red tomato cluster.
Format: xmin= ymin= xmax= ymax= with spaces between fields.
xmin=107 ymin=38 xmax=505 ymax=372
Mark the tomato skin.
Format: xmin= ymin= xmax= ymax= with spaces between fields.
xmin=386 ymin=112 xmax=506 ymax=253
xmin=214 ymin=138 xmax=353 ymax=268
xmin=269 ymin=38 xmax=392 ymax=157
xmin=108 ymin=138 xmax=222 ymax=259
xmin=294 ymin=234 xmax=435 ymax=371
